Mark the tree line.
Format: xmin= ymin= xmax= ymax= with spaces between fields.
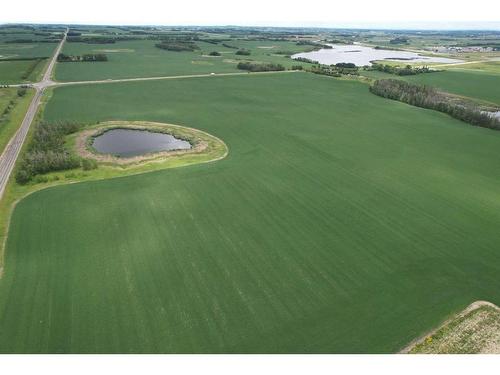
xmin=365 ymin=63 xmax=436 ymax=76
xmin=370 ymin=79 xmax=500 ymax=130
xmin=308 ymin=63 xmax=359 ymax=77
xmin=57 ymin=53 xmax=108 ymax=62
xmin=155 ymin=41 xmax=199 ymax=52
xmin=236 ymin=62 xmax=285 ymax=72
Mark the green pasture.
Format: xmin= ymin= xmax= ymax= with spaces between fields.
xmin=1 ymin=73 xmax=500 ymax=353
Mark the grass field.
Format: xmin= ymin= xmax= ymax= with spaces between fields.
xmin=361 ymin=69 xmax=500 ymax=105
xmin=54 ymin=39 xmax=311 ymax=81
xmin=0 ymin=59 xmax=47 ymax=84
xmin=1 ymin=73 xmax=500 ymax=353
xmin=0 ymin=42 xmax=57 ymax=59
xmin=0 ymin=88 xmax=35 ymax=152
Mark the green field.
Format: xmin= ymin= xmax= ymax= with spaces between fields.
xmin=1 ymin=73 xmax=500 ymax=353
xmin=0 ymin=59 xmax=46 ymax=84
xmin=0 ymin=88 xmax=34 ymax=152
xmin=361 ymin=69 xmax=500 ymax=105
xmin=54 ymin=39 xmax=311 ymax=81
xmin=0 ymin=42 xmax=57 ymax=59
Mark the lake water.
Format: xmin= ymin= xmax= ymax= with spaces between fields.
xmin=92 ymin=129 xmax=191 ymax=157
xmin=292 ymin=44 xmax=463 ymax=66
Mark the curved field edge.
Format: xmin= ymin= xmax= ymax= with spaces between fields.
xmin=0 ymin=119 xmax=228 ymax=273
xmin=401 ymin=301 xmax=500 ymax=354
xmin=1 ymin=73 xmax=500 ymax=353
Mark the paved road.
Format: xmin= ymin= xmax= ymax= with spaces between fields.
xmin=0 ymin=29 xmax=67 ymax=199
xmin=7 ymin=69 xmax=299 ymax=89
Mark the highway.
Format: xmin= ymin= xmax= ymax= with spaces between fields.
xmin=0 ymin=29 xmax=67 ymax=199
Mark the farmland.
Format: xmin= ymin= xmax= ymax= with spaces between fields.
xmin=54 ymin=39 xmax=313 ymax=81
xmin=1 ymin=73 xmax=500 ymax=352
xmin=0 ymin=23 xmax=499 ymax=355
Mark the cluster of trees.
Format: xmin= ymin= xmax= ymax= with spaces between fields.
xmin=389 ymin=37 xmax=409 ymax=44
xmin=67 ymin=36 xmax=139 ymax=44
xmin=155 ymin=41 xmax=199 ymax=51
xmin=222 ymin=43 xmax=238 ymax=49
xmin=236 ymin=49 xmax=251 ymax=56
xmin=236 ymin=62 xmax=285 ymax=72
xmin=309 ymin=63 xmax=359 ymax=77
xmin=370 ymin=79 xmax=500 ymax=130
xmin=194 ymin=37 xmax=230 ymax=44
xmin=16 ymin=122 xmax=86 ymax=184
xmin=366 ymin=63 xmax=436 ymax=76
xmin=1 ymin=99 xmax=15 ymax=120
xmin=208 ymin=51 xmax=221 ymax=56
xmin=296 ymin=41 xmax=332 ymax=49
xmin=5 ymin=38 xmax=59 ymax=43
xmin=325 ymin=39 xmax=351 ymax=44
xmin=57 ymin=53 xmax=108 ymax=62
xmin=293 ymin=57 xmax=319 ymax=64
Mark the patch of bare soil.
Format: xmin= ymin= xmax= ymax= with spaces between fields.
xmin=401 ymin=301 xmax=500 ymax=354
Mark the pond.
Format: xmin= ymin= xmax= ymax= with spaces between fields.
xmin=92 ymin=128 xmax=191 ymax=157
xmin=292 ymin=44 xmax=463 ymax=66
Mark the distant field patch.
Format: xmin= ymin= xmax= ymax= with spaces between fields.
xmin=93 ymin=49 xmax=135 ymax=53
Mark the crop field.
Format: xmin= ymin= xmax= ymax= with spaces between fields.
xmin=1 ymin=73 xmax=499 ymax=353
xmin=54 ymin=39 xmax=312 ymax=81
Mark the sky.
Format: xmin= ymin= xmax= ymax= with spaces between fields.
xmin=2 ymin=0 xmax=500 ymax=30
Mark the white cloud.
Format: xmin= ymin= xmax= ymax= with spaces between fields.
xmin=1 ymin=0 xmax=500 ymax=29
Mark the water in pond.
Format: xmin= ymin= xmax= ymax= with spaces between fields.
xmin=92 ymin=129 xmax=191 ymax=157
xmin=292 ymin=44 xmax=463 ymax=66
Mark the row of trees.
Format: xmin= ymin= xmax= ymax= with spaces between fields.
xmin=236 ymin=62 xmax=285 ymax=72
xmin=296 ymin=41 xmax=332 ymax=50
xmin=236 ymin=49 xmax=251 ymax=56
xmin=370 ymin=79 xmax=500 ymax=130
xmin=293 ymin=57 xmax=319 ymax=64
xmin=16 ymin=122 xmax=86 ymax=184
xmin=155 ymin=41 xmax=199 ymax=51
xmin=21 ymin=58 xmax=45 ymax=79
xmin=366 ymin=63 xmax=435 ymax=76
xmin=308 ymin=63 xmax=359 ymax=77
xmin=57 ymin=53 xmax=108 ymax=62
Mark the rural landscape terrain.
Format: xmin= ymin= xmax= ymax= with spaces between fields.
xmin=0 ymin=23 xmax=499 ymax=353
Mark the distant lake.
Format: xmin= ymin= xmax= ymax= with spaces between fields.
xmin=292 ymin=44 xmax=463 ymax=66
